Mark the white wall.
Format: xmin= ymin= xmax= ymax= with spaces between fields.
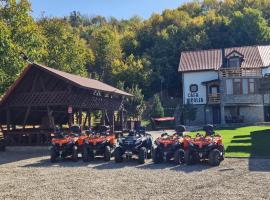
xmin=183 ymin=71 xmax=218 ymax=105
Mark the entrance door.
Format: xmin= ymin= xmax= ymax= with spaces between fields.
xmin=212 ymin=106 xmax=221 ymax=124
xmin=264 ymin=106 xmax=270 ymax=122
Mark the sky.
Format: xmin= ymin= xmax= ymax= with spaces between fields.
xmin=29 ymin=0 xmax=188 ymax=20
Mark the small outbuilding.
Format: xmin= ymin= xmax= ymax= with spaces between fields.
xmin=0 ymin=63 xmax=132 ymax=145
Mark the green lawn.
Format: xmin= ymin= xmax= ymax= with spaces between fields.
xmin=189 ymin=126 xmax=270 ymax=157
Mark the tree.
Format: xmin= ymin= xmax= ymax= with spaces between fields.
xmin=40 ymin=18 xmax=93 ymax=76
xmin=150 ymin=94 xmax=164 ymax=118
xmin=181 ymin=103 xmax=197 ymax=125
xmin=0 ymin=0 xmax=47 ymax=95
xmin=124 ymin=85 xmax=145 ymax=120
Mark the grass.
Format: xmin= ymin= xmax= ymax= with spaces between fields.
xmin=189 ymin=126 xmax=270 ymax=158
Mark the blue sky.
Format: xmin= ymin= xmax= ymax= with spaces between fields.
xmin=29 ymin=0 xmax=188 ymax=20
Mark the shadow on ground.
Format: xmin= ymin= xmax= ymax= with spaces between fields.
xmin=0 ymin=146 xmax=47 ymax=165
xmin=226 ymin=129 xmax=270 ymax=172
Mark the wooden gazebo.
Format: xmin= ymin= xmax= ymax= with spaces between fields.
xmin=0 ymin=63 xmax=132 ymax=145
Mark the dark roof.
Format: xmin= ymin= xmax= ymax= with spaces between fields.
xmin=0 ymin=63 xmax=132 ymax=105
xmin=201 ymin=79 xmax=220 ymax=85
xmin=178 ymin=45 xmax=270 ymax=72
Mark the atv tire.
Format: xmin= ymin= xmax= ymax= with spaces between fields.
xmin=174 ymin=149 xmax=185 ymax=165
xmin=184 ymin=150 xmax=195 ymax=165
xmin=50 ymin=148 xmax=58 ymax=163
xmin=71 ymin=146 xmax=79 ymax=162
xmin=218 ymin=145 xmax=225 ymax=161
xmin=209 ymin=149 xmax=221 ymax=166
xmin=0 ymin=144 xmax=5 ymax=151
xmin=152 ymin=148 xmax=163 ymax=164
xmin=104 ymin=146 xmax=111 ymax=162
xmin=138 ymin=147 xmax=146 ymax=164
xmin=82 ymin=146 xmax=90 ymax=162
xmin=114 ymin=147 xmax=123 ymax=163
xmin=147 ymin=146 xmax=154 ymax=159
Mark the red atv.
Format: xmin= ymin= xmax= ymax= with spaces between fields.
xmin=50 ymin=125 xmax=87 ymax=162
xmin=152 ymin=125 xmax=186 ymax=164
xmin=183 ymin=125 xmax=225 ymax=166
xmin=82 ymin=125 xmax=116 ymax=162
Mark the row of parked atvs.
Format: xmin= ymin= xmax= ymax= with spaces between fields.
xmin=50 ymin=125 xmax=225 ymax=166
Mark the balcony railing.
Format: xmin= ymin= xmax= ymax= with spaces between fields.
xmin=208 ymin=93 xmax=221 ymax=104
xmin=219 ymin=68 xmax=261 ymax=78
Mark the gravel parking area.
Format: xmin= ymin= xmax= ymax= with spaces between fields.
xmin=0 ymin=145 xmax=270 ymax=199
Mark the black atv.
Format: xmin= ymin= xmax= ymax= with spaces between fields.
xmin=152 ymin=125 xmax=186 ymax=164
xmin=114 ymin=127 xmax=153 ymax=164
xmin=0 ymin=134 xmax=6 ymax=151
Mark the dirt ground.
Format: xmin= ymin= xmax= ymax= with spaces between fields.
xmin=0 ymin=146 xmax=270 ymax=200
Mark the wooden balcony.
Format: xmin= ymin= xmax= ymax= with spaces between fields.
xmin=208 ymin=93 xmax=221 ymax=104
xmin=219 ymin=68 xmax=261 ymax=78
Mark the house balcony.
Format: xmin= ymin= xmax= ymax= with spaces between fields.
xmin=208 ymin=93 xmax=221 ymax=104
xmin=219 ymin=68 xmax=261 ymax=78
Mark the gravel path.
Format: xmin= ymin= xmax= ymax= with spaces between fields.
xmin=0 ymin=146 xmax=270 ymax=200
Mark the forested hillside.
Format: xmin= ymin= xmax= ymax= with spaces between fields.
xmin=1 ymin=0 xmax=270 ymax=99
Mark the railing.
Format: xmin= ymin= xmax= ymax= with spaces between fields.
xmin=208 ymin=93 xmax=221 ymax=104
xmin=219 ymin=68 xmax=261 ymax=77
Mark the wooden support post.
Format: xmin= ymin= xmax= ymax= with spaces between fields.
xmin=108 ymin=110 xmax=115 ymax=133
xmin=120 ymin=109 xmax=124 ymax=130
xmin=47 ymin=106 xmax=55 ymax=130
xmin=23 ymin=107 xmax=31 ymax=129
xmin=6 ymin=108 xmax=10 ymax=132
xmin=78 ymin=108 xmax=82 ymax=126
xmin=88 ymin=110 xmax=92 ymax=128
xmin=101 ymin=110 xmax=106 ymax=125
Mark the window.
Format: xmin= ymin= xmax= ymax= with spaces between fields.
xmin=233 ymin=79 xmax=242 ymax=95
xmin=248 ymin=79 xmax=255 ymax=94
xmin=228 ymin=57 xmax=240 ymax=68
xmin=242 ymin=79 xmax=248 ymax=94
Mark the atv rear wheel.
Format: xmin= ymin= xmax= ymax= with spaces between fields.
xmin=114 ymin=147 xmax=123 ymax=163
xmin=82 ymin=145 xmax=90 ymax=162
xmin=71 ymin=145 xmax=79 ymax=162
xmin=152 ymin=148 xmax=163 ymax=164
xmin=184 ymin=150 xmax=195 ymax=165
xmin=50 ymin=148 xmax=58 ymax=163
xmin=209 ymin=149 xmax=221 ymax=166
xmin=174 ymin=149 xmax=185 ymax=165
xmin=104 ymin=146 xmax=111 ymax=162
xmin=138 ymin=147 xmax=146 ymax=164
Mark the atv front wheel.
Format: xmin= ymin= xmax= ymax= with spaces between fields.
xmin=104 ymin=146 xmax=111 ymax=162
xmin=174 ymin=149 xmax=185 ymax=165
xmin=138 ymin=147 xmax=146 ymax=164
xmin=82 ymin=145 xmax=90 ymax=162
xmin=147 ymin=146 xmax=154 ymax=159
xmin=184 ymin=150 xmax=195 ymax=165
xmin=209 ymin=149 xmax=221 ymax=166
xmin=152 ymin=148 xmax=163 ymax=164
xmin=114 ymin=147 xmax=123 ymax=163
xmin=50 ymin=148 xmax=58 ymax=163
xmin=71 ymin=146 xmax=79 ymax=162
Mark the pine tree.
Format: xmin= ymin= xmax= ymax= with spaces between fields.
xmin=150 ymin=94 xmax=164 ymax=118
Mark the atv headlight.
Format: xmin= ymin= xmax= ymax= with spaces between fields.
xmin=102 ymin=140 xmax=108 ymax=144
xmin=84 ymin=140 xmax=89 ymax=144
